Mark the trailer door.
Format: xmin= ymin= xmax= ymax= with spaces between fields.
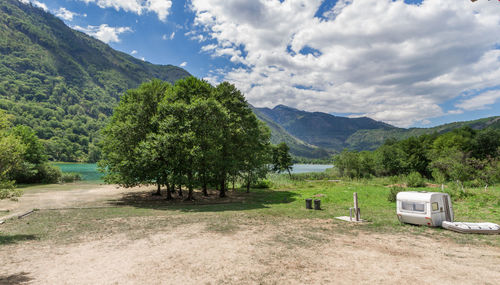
xmin=443 ymin=196 xmax=451 ymax=222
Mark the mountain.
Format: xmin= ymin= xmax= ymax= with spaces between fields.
xmin=255 ymin=104 xmax=500 ymax=157
xmin=256 ymin=105 xmax=395 ymax=152
xmin=251 ymin=106 xmax=331 ymax=159
xmin=0 ymin=0 xmax=190 ymax=161
xmin=346 ymin=116 xmax=500 ymax=150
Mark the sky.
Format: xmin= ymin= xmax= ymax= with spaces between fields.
xmin=18 ymin=0 xmax=500 ymax=128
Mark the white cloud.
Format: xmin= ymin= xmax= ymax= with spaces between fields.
xmin=131 ymin=50 xmax=138 ymax=55
xmin=162 ymin=34 xmax=167 ymax=40
xmin=180 ymin=61 xmax=187 ymax=67
xmin=169 ymin=31 xmax=175 ymax=40
xmin=73 ymin=24 xmax=132 ymax=43
xmin=190 ymin=0 xmax=500 ymax=127
xmin=55 ymin=7 xmax=78 ymax=21
xmin=79 ymin=0 xmax=172 ymax=22
xmin=141 ymin=57 xmax=146 ymax=61
xmin=456 ymin=90 xmax=500 ymax=111
xmin=32 ymin=0 xmax=48 ymax=11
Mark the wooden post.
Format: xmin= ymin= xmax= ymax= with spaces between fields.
xmin=353 ymin=192 xmax=359 ymax=221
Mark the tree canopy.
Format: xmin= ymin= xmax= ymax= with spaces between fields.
xmin=333 ymin=127 xmax=500 ymax=186
xmin=99 ymin=77 xmax=272 ymax=198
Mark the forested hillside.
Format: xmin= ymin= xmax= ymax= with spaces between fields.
xmin=0 ymin=0 xmax=189 ymax=161
xmin=346 ymin=116 xmax=500 ymax=150
xmin=251 ymin=106 xmax=330 ymax=159
xmin=256 ymin=105 xmax=395 ymax=152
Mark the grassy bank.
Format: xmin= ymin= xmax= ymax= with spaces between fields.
xmin=1 ymin=175 xmax=499 ymax=247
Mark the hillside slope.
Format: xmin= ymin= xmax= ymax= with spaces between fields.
xmin=256 ymin=105 xmax=395 ymax=151
xmin=0 ymin=0 xmax=190 ymax=161
xmin=251 ymin=106 xmax=331 ymax=159
xmin=346 ymin=116 xmax=500 ymax=150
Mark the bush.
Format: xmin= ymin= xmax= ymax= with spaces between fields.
xmin=387 ymin=186 xmax=404 ymax=202
xmin=0 ymin=180 xmax=22 ymax=199
xmin=38 ymin=163 xmax=62 ymax=184
xmin=60 ymin=172 xmax=81 ymax=183
xmin=445 ymin=181 xmax=475 ymax=200
xmin=406 ymin=171 xmax=426 ymax=187
xmin=251 ymin=179 xmax=272 ymax=189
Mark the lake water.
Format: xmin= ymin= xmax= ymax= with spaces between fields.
xmin=51 ymin=163 xmax=333 ymax=182
xmin=52 ymin=163 xmax=104 ymax=182
xmin=290 ymin=164 xmax=333 ymax=174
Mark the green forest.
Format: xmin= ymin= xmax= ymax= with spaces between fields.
xmin=334 ymin=127 xmax=500 ymax=188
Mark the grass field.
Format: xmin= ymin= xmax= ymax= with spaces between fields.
xmin=2 ymin=175 xmax=499 ymax=247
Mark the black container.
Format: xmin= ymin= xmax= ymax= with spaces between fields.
xmin=314 ymin=199 xmax=321 ymax=210
xmin=305 ymin=198 xmax=313 ymax=209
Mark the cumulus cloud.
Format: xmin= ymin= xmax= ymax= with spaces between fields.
xmin=32 ymin=0 xmax=48 ymax=11
xmin=180 ymin=61 xmax=187 ymax=67
xmin=79 ymin=0 xmax=172 ymax=22
xmin=456 ymin=89 xmax=500 ymax=111
xmin=55 ymin=7 xmax=78 ymax=21
xmin=190 ymin=0 xmax=500 ymax=127
xmin=73 ymin=24 xmax=132 ymax=43
xmin=131 ymin=50 xmax=138 ymax=55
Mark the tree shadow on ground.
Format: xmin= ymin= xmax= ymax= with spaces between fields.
xmin=0 ymin=272 xmax=33 ymax=285
xmin=0 ymin=234 xmax=37 ymax=246
xmin=106 ymin=188 xmax=299 ymax=213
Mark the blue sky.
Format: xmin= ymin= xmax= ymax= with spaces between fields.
xmin=21 ymin=0 xmax=500 ymax=128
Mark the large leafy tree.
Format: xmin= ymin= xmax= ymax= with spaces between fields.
xmin=99 ymin=79 xmax=172 ymax=192
xmin=100 ymin=77 xmax=272 ymax=199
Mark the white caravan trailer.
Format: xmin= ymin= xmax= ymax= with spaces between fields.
xmin=396 ymin=191 xmax=453 ymax=227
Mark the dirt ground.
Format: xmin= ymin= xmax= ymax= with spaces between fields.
xmin=0 ymin=184 xmax=143 ymax=221
xmin=1 ymin=185 xmax=500 ymax=284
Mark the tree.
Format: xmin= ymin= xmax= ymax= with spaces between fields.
xmin=272 ymin=142 xmax=293 ymax=177
xmin=240 ymin=121 xmax=272 ymax=193
xmin=0 ymin=111 xmax=24 ymax=199
xmin=99 ymin=78 xmax=271 ymax=200
xmin=99 ymin=79 xmax=172 ymax=193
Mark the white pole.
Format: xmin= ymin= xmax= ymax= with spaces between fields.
xmin=354 ymin=192 xmax=359 ymax=221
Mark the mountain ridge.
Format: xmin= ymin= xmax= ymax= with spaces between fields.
xmin=0 ymin=0 xmax=190 ymax=161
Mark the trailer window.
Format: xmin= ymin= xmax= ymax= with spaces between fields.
xmin=401 ymin=201 xmax=426 ymax=213
xmin=432 ymin=202 xmax=439 ymax=211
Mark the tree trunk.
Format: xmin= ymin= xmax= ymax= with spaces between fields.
xmin=219 ymin=179 xmax=226 ymax=198
xmin=153 ymin=183 xmax=161 ymax=196
xmin=178 ymin=184 xmax=183 ymax=197
xmin=246 ymin=180 xmax=250 ymax=193
xmin=186 ymin=172 xmax=194 ymax=201
xmin=166 ymin=183 xmax=173 ymax=200
xmin=202 ymin=183 xmax=208 ymax=196
xmin=232 ymin=176 xmax=235 ymax=191
xmin=287 ymin=168 xmax=292 ymax=178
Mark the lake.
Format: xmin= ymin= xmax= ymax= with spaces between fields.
xmin=51 ymin=163 xmax=334 ymax=182
xmin=52 ymin=163 xmax=104 ymax=182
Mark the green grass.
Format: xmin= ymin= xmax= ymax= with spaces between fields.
xmin=1 ymin=175 xmax=499 ymax=247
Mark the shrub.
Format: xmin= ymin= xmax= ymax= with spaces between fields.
xmin=251 ymin=179 xmax=272 ymax=189
xmin=387 ymin=186 xmax=404 ymax=202
xmin=38 ymin=163 xmax=62 ymax=184
xmin=0 ymin=180 xmax=22 ymax=199
xmin=60 ymin=172 xmax=81 ymax=183
xmin=406 ymin=171 xmax=426 ymax=187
